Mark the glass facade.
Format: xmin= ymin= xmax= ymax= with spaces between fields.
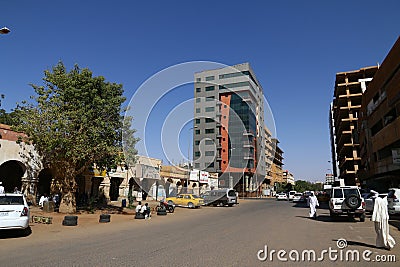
xmin=228 ymin=93 xmax=256 ymax=169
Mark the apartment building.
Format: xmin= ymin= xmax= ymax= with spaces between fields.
xmin=270 ymin=138 xmax=284 ymax=186
xmin=358 ymin=37 xmax=400 ymax=191
xmin=331 ymin=66 xmax=378 ymax=185
xmin=193 ymin=63 xmax=266 ymax=196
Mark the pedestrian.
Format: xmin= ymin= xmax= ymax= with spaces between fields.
xmin=0 ymin=181 xmax=4 ymax=194
xmin=308 ymin=191 xmax=319 ymax=219
xmin=135 ymin=201 xmax=142 ymax=214
xmin=38 ymin=193 xmax=49 ymax=208
xmin=371 ymin=190 xmax=396 ymax=250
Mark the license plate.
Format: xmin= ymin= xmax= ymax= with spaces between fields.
xmin=0 ymin=212 xmax=9 ymax=216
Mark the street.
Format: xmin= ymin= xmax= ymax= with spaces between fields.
xmin=1 ymin=199 xmax=399 ymax=266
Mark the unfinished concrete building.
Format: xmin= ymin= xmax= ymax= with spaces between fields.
xmin=331 ymin=66 xmax=378 ymax=185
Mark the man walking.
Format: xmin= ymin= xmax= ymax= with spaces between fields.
xmin=371 ymin=190 xmax=396 ymax=250
xmin=308 ymin=191 xmax=319 ymax=219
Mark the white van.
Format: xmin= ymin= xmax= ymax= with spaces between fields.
xmin=202 ymin=188 xmax=237 ymax=207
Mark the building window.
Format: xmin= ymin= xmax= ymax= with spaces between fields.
xmin=196 ymin=108 xmax=200 ymax=113
xmin=219 ymin=81 xmax=250 ymax=89
xmin=205 ymin=107 xmax=215 ymax=112
xmin=206 ymin=96 xmax=215 ymax=101
xmin=195 ymin=119 xmax=200 ymax=124
xmin=196 ymin=98 xmax=201 ymax=103
xmin=196 ymin=78 xmax=201 ymax=82
xmin=205 ymin=86 xmax=215 ymax=91
xmin=219 ymin=72 xmax=245 ymax=79
xmin=195 ymin=151 xmax=200 ymax=157
xmin=195 ymin=140 xmax=200 ymax=145
xmin=205 ymin=140 xmax=214 ymax=145
xmin=205 ymin=128 xmax=214 ymax=134
xmin=196 ymin=88 xmax=201 ymax=93
xmin=205 ymin=118 xmax=214 ymax=123
xmin=205 ymin=151 xmax=214 ymax=156
xmin=195 ymin=163 xmax=200 ymax=168
xmin=195 ymin=129 xmax=200 ymax=134
xmin=205 ymin=76 xmax=215 ymax=81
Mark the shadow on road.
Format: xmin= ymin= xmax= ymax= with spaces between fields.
xmin=291 ymin=202 xmax=308 ymax=208
xmin=0 ymin=227 xmax=31 ymax=239
xmin=332 ymin=239 xmax=377 ymax=249
xmin=296 ymin=214 xmax=361 ymax=223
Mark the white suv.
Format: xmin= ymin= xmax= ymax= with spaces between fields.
xmin=387 ymin=188 xmax=400 ymax=215
xmin=329 ymin=186 xmax=366 ymax=222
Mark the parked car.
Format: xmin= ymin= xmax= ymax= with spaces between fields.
xmin=292 ymin=193 xmax=304 ymax=202
xmin=166 ymin=194 xmax=204 ymax=209
xmin=365 ymin=192 xmax=388 ymax=214
xmin=0 ymin=193 xmax=30 ymax=234
xmin=288 ymin=191 xmax=297 ymax=201
xmin=387 ymin=188 xmax=400 ymax=215
xmin=202 ymin=188 xmax=237 ymax=207
xmin=329 ymin=186 xmax=366 ymax=222
xmin=276 ymin=193 xmax=288 ymax=201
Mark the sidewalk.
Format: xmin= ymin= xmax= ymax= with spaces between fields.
xmin=29 ymin=199 xmax=162 ymax=233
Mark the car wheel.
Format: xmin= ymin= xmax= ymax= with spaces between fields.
xmin=344 ymin=194 xmax=361 ymax=209
xmin=228 ymin=204 xmax=233 ymax=207
xmin=188 ymin=202 xmax=194 ymax=209
xmin=21 ymin=226 xmax=31 ymax=236
xmin=360 ymin=213 xmax=366 ymax=222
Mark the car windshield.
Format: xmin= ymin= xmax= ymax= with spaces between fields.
xmin=192 ymin=195 xmax=200 ymax=198
xmin=343 ymin=189 xmax=359 ymax=198
xmin=0 ymin=196 xmax=24 ymax=205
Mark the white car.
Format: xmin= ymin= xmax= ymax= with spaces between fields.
xmin=276 ymin=193 xmax=288 ymax=201
xmin=288 ymin=191 xmax=297 ymax=201
xmin=292 ymin=193 xmax=303 ymax=202
xmin=387 ymin=188 xmax=400 ymax=215
xmin=329 ymin=186 xmax=365 ymax=222
xmin=0 ymin=193 xmax=30 ymax=234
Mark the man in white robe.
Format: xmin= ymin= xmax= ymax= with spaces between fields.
xmin=371 ymin=190 xmax=396 ymax=250
xmin=308 ymin=191 xmax=319 ymax=219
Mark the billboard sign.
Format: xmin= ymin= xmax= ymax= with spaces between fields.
xmin=199 ymin=171 xmax=209 ymax=183
xmin=190 ymin=169 xmax=199 ymax=181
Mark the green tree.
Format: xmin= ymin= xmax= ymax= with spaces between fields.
xmin=15 ymin=62 xmax=138 ymax=213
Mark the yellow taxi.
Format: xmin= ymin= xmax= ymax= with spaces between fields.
xmin=166 ymin=194 xmax=204 ymax=209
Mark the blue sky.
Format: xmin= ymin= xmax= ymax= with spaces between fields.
xmin=1 ymin=1 xmax=399 ymax=182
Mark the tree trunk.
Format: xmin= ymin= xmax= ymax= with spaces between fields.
xmin=58 ymin=171 xmax=77 ymax=214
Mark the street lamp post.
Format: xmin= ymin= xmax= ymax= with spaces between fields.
xmin=0 ymin=27 xmax=10 ymax=34
xmin=188 ymin=126 xmax=198 ymax=193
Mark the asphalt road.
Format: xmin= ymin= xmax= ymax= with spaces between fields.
xmin=1 ymin=199 xmax=399 ymax=266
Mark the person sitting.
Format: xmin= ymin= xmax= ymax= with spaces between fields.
xmin=141 ymin=203 xmax=151 ymax=219
xmin=135 ymin=201 xmax=142 ymax=214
